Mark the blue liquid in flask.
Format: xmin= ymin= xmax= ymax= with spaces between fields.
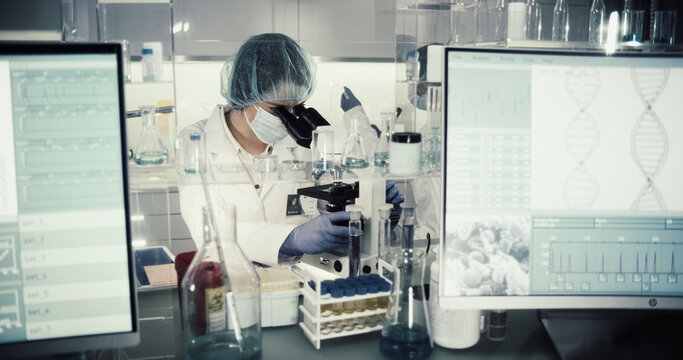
xmin=379 ymin=323 xmax=432 ymax=360
xmin=186 ymin=332 xmax=262 ymax=360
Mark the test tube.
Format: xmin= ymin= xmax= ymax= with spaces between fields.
xmin=377 ymin=204 xmax=393 ymax=263
xmin=343 ymin=287 xmax=356 ymax=314
xmin=347 ymin=205 xmax=363 ymax=277
xmin=366 ymin=284 xmax=379 ymax=311
xmin=320 ymin=280 xmax=334 ymax=317
xmin=400 ymin=201 xmax=416 ymax=250
xmin=330 ymin=286 xmax=344 ymax=316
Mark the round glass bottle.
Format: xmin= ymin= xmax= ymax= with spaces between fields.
xmin=181 ymin=204 xmax=262 ymax=360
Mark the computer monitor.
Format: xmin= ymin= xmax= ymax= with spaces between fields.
xmin=440 ymin=47 xmax=683 ymax=310
xmin=0 ymin=43 xmax=138 ymax=358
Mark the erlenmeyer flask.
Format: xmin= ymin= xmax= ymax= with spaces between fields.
xmin=374 ymin=111 xmax=394 ymax=170
xmin=182 ymin=204 xmax=262 ymax=360
xmin=133 ymin=106 xmax=168 ymax=165
xmin=341 ymin=115 xmax=370 ymax=169
xmin=379 ymin=248 xmax=433 ymax=360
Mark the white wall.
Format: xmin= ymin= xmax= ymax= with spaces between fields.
xmin=173 ymin=60 xmax=397 ymax=152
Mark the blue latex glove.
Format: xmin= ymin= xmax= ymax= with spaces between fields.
xmin=386 ymin=180 xmax=405 ymax=239
xmin=279 ymin=211 xmax=351 ymax=257
xmin=340 ymin=86 xmax=362 ymax=111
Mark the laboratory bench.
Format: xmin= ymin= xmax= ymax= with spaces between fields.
xmin=129 ymin=286 xmax=561 ymax=360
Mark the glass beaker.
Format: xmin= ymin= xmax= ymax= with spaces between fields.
xmin=181 ymin=204 xmax=262 ymax=360
xmin=341 ymin=115 xmax=370 ymax=169
xmin=178 ymin=131 xmax=204 ymax=175
xmin=374 ymin=111 xmax=394 ymax=171
xmin=379 ymin=248 xmax=433 ymax=360
xmin=133 ymin=106 xmax=168 ymax=165
xmin=312 ymin=128 xmax=334 ymax=171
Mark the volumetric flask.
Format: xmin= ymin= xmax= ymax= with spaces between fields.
xmin=312 ymin=129 xmax=335 ymax=172
xmin=380 ymin=248 xmax=433 ymax=360
xmin=133 ymin=106 xmax=168 ymax=166
xmin=182 ymin=204 xmax=262 ymax=360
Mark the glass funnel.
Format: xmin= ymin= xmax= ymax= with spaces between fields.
xmin=181 ymin=204 xmax=262 ymax=360
xmin=379 ymin=248 xmax=433 ymax=360
xmin=133 ymin=105 xmax=168 ymax=165
xmin=341 ymin=115 xmax=370 ymax=169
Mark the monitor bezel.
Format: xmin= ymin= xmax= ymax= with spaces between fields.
xmin=439 ymin=46 xmax=683 ymax=310
xmin=0 ymin=42 xmax=139 ymax=358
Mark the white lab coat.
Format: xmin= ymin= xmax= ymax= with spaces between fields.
xmin=178 ymin=105 xmax=314 ymax=267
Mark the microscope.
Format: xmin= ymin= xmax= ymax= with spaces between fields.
xmin=297 ymin=172 xmax=398 ymax=276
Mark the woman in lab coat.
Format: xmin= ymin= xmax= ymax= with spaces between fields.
xmin=178 ymin=33 xmax=402 ymax=267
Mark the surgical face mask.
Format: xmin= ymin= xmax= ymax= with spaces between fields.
xmin=245 ymin=106 xmax=289 ymax=144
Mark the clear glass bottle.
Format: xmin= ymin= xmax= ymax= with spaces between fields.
xmin=475 ymin=0 xmax=490 ymax=43
xmin=377 ymin=204 xmax=393 ymax=263
xmin=552 ymin=0 xmax=570 ymax=42
xmin=400 ymin=201 xmax=417 ymax=250
xmin=341 ymin=115 xmax=370 ymax=169
xmin=183 ymin=132 xmax=203 ymax=174
xmin=588 ymin=0 xmax=606 ymax=44
xmin=133 ymin=106 xmax=168 ymax=166
xmin=494 ymin=0 xmax=508 ymax=41
xmin=181 ymin=204 xmax=262 ymax=360
xmin=347 ymin=205 xmax=363 ymax=277
xmin=526 ymin=0 xmax=543 ymax=40
xmin=373 ymin=111 xmax=394 ymax=171
xmin=379 ymin=249 xmax=433 ymax=360
xmin=425 ymin=86 xmax=442 ymax=171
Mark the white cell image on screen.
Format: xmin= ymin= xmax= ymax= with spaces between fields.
xmin=531 ymin=66 xmax=683 ymax=212
xmin=442 ymin=214 xmax=530 ymax=296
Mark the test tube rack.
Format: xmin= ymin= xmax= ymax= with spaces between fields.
xmin=293 ymin=267 xmax=392 ymax=350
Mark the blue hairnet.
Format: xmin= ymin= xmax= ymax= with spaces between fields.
xmin=220 ymin=33 xmax=316 ymax=110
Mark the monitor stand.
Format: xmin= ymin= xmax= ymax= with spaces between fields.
xmin=538 ymin=309 xmax=683 ymax=360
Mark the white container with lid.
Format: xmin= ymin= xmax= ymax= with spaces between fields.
xmin=429 ymin=261 xmax=481 ymax=349
xmin=389 ymin=132 xmax=422 ymax=176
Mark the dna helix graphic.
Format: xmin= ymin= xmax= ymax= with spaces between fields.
xmin=630 ymin=68 xmax=670 ymax=211
xmin=563 ymin=68 xmax=601 ymax=209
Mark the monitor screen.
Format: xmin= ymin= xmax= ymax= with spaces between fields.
xmin=440 ymin=47 xmax=683 ymax=309
xmin=0 ymin=43 xmax=138 ymax=357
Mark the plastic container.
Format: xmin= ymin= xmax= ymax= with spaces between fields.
xmin=389 ymin=132 xmax=422 ymax=176
xmin=141 ymin=42 xmax=163 ymax=82
xmin=256 ymin=267 xmax=300 ymax=327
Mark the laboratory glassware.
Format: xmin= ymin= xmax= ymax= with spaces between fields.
xmin=347 ymin=205 xmax=363 ymax=277
xmin=341 ymin=115 xmax=370 ymax=169
xmin=133 ymin=106 xmax=168 ymax=166
xmin=182 ymin=204 xmax=262 ymax=360
xmin=253 ymin=154 xmax=278 ymax=174
xmin=181 ymin=132 xmax=203 ymax=175
xmin=312 ymin=129 xmax=334 ymax=172
xmin=494 ymin=0 xmax=508 ymax=41
xmin=377 ymin=203 xmax=394 ymax=263
xmin=621 ymin=9 xmax=645 ymax=42
xmin=507 ymin=2 xmax=527 ymax=41
xmin=374 ymin=112 xmax=394 ymax=171
xmin=141 ymin=42 xmax=163 ymax=82
xmin=652 ymin=11 xmax=677 ymax=45
xmin=111 ymin=39 xmax=131 ymax=82
xmin=526 ymin=0 xmax=543 ymax=40
xmin=425 ymin=86 xmax=441 ymax=171
xmin=400 ymin=201 xmax=417 ymax=250
xmin=379 ymin=248 xmax=433 ymax=360
xmin=475 ymin=0 xmax=489 ymax=43
xmin=588 ymin=0 xmax=607 ymax=44
xmin=552 ymin=0 xmax=569 ymax=42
